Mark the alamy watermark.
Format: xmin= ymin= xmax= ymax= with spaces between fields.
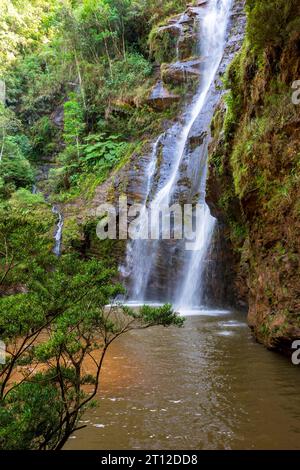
xmin=95 ymin=197 xmax=211 ymax=251
xmin=292 ymin=80 xmax=300 ymax=105
xmin=291 ymin=340 xmax=300 ymax=366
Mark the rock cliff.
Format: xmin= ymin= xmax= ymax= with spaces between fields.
xmin=207 ymin=0 xmax=300 ymax=353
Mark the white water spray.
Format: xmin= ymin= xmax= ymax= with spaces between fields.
xmin=52 ymin=206 xmax=64 ymax=257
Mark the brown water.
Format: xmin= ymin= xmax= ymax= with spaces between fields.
xmin=65 ymin=310 xmax=300 ymax=450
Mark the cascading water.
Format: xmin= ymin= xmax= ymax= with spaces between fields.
xmin=31 ymin=181 xmax=64 ymax=257
xmin=52 ymin=205 xmax=64 ymax=256
xmin=123 ymin=0 xmax=233 ymax=309
xmin=121 ymin=134 xmax=164 ymax=300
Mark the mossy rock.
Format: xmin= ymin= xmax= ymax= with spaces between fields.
xmin=178 ymin=32 xmax=197 ymax=60
xmin=149 ymin=24 xmax=181 ymax=64
xmin=161 ymin=61 xmax=201 ymax=85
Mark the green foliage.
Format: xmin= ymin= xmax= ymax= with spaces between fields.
xmin=246 ymin=0 xmax=300 ymax=52
xmin=133 ymin=303 xmax=184 ymax=327
xmin=106 ymin=53 xmax=152 ymax=99
xmin=149 ymin=24 xmax=178 ymax=63
xmin=0 ymin=0 xmax=59 ymax=74
xmin=63 ymin=95 xmax=85 ymax=147
xmin=0 ymin=189 xmax=54 ymax=288
xmin=0 ymin=1 xmax=190 ymax=450
xmin=0 ymin=138 xmax=34 ymax=192
xmin=222 ymin=43 xmax=250 ymax=141
xmin=51 ymin=129 xmax=131 ymax=193
xmin=1 ymin=0 xmax=187 ymax=201
xmin=82 ymin=133 xmax=129 ymax=171
xmin=62 ymin=217 xmax=83 ymax=251
xmin=31 ymin=116 xmax=58 ymax=158
xmin=0 ymin=104 xmax=34 ymax=195
xmin=0 ymin=380 xmax=63 ymax=450
xmin=0 ymin=250 xmax=183 ymax=449
xmin=47 ymin=94 xmax=86 ymax=191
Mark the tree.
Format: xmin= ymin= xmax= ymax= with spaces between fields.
xmin=0 ymin=252 xmax=184 ymax=449
xmin=0 ymin=0 xmax=59 ymax=74
xmin=63 ymin=93 xmax=85 ymax=156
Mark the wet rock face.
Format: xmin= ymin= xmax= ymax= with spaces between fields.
xmin=150 ymin=24 xmax=182 ymax=64
xmin=51 ymin=105 xmax=64 ymax=129
xmin=132 ymin=0 xmax=247 ymax=305
xmin=207 ymin=2 xmax=300 ymax=353
xmin=191 ymin=0 xmax=247 ymax=308
xmin=147 ymin=81 xmax=180 ymax=110
xmin=178 ymin=32 xmax=198 ymax=60
xmin=146 ymin=3 xmax=209 ymax=109
xmin=161 ymin=59 xmax=202 ymax=85
xmin=149 ymin=5 xmax=200 ymax=65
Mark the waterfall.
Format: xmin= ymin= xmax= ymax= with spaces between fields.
xmin=52 ymin=206 xmax=64 ymax=257
xmin=31 ymin=179 xmax=64 ymax=257
xmin=123 ymin=0 xmax=233 ymax=308
xmin=121 ymin=134 xmax=164 ymax=299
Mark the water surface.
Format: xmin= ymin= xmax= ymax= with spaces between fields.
xmin=66 ymin=310 xmax=300 ymax=450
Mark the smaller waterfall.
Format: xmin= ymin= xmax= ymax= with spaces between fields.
xmin=52 ymin=206 xmax=64 ymax=256
xmin=32 ymin=171 xmax=64 ymax=257
xmin=122 ymin=134 xmax=164 ymax=299
xmin=175 ymin=23 xmax=183 ymax=61
xmin=175 ymin=205 xmax=215 ymax=310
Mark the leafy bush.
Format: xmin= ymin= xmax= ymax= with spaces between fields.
xmin=82 ymin=133 xmax=129 ymax=170
xmin=0 ymin=137 xmax=34 ymax=191
xmin=246 ymin=0 xmax=300 ymax=52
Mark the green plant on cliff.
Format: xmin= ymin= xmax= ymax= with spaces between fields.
xmin=0 ymin=122 xmax=184 ymax=450
xmin=208 ymin=0 xmax=300 ymax=349
xmin=246 ymin=0 xmax=300 ymax=52
xmin=0 ymin=189 xmax=54 ymax=288
xmin=0 ymin=105 xmax=34 ymax=196
xmin=149 ymin=24 xmax=178 ymax=63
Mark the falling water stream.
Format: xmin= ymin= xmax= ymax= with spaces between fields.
xmin=52 ymin=205 xmax=64 ymax=256
xmin=123 ymin=0 xmax=233 ymax=309
xmin=32 ymin=181 xmax=63 ymax=256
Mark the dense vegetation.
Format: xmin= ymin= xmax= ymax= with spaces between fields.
xmin=0 ymin=0 xmax=187 ymax=450
xmin=0 ymin=0 xmax=186 ymax=199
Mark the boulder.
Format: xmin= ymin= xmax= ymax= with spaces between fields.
xmin=149 ymin=24 xmax=182 ymax=64
xmin=177 ymin=32 xmax=198 ymax=60
xmin=161 ymin=59 xmax=202 ymax=85
xmin=187 ymin=0 xmax=208 ymax=8
xmin=51 ymin=105 xmax=64 ymax=129
xmin=147 ymin=81 xmax=180 ymax=110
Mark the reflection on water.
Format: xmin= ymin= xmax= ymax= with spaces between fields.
xmin=65 ymin=311 xmax=300 ymax=450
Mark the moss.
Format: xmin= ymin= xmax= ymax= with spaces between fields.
xmin=83 ymin=219 xmax=125 ymax=266
xmin=63 ymin=217 xmax=83 ymax=251
xmin=259 ymin=324 xmax=270 ymax=337
xmin=149 ymin=24 xmax=179 ymax=64
xmin=207 ymin=0 xmax=300 ymax=353
xmin=222 ymin=42 xmax=252 ymax=141
xmin=229 ymin=220 xmax=248 ymax=247
xmin=245 ymin=0 xmax=300 ymax=54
